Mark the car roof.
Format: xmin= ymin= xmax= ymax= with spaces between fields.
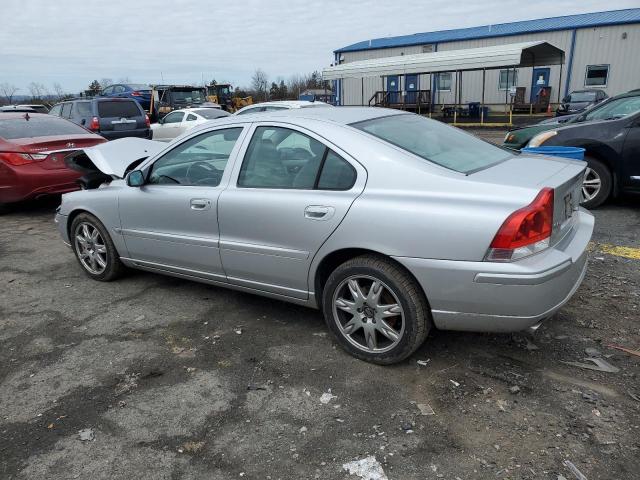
xmin=240 ymin=100 xmax=329 ymax=109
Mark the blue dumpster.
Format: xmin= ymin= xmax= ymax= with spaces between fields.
xmin=521 ymin=146 xmax=585 ymax=161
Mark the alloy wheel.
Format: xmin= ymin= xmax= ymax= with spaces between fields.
xmin=582 ymin=167 xmax=601 ymax=202
xmin=74 ymin=222 xmax=108 ymax=275
xmin=332 ymin=275 xmax=405 ymax=354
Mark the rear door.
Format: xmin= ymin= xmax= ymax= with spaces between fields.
xmin=218 ymin=123 xmax=366 ymax=299
xmin=117 ymin=126 xmax=247 ymax=278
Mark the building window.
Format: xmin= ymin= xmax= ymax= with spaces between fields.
xmin=499 ymin=69 xmax=518 ymax=90
xmin=436 ymin=72 xmax=451 ymax=91
xmin=585 ymin=65 xmax=609 ymax=86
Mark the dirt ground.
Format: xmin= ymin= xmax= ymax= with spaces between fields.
xmin=1 ymin=140 xmax=639 ymax=479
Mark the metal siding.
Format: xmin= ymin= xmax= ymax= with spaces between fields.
xmin=569 ymin=24 xmax=640 ymax=95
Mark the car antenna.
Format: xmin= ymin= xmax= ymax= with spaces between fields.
xmin=24 ymin=113 xmax=30 ymax=121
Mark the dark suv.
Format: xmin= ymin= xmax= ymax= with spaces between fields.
xmin=49 ymin=98 xmax=150 ymax=140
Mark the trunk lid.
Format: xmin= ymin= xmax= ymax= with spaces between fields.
xmin=9 ymin=135 xmax=106 ymax=170
xmin=472 ymin=154 xmax=586 ymax=242
xmin=65 ymin=137 xmax=165 ymax=178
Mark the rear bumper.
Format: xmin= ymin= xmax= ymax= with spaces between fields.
xmin=394 ymin=209 xmax=594 ymax=332
xmin=100 ymin=128 xmax=151 ymax=141
xmin=0 ymin=162 xmax=80 ymax=204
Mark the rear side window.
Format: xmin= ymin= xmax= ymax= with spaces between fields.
xmin=49 ymin=104 xmax=62 ymax=116
xmin=97 ymin=101 xmax=141 ymax=118
xmin=0 ymin=116 xmax=91 ymax=140
xmin=75 ymin=102 xmax=92 ymax=116
xmin=238 ymin=126 xmax=356 ymax=190
xmin=61 ymin=103 xmax=72 ymax=118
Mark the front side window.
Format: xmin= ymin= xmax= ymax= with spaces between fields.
xmin=238 ymin=126 xmax=356 ymax=190
xmin=162 ymin=111 xmax=184 ymax=124
xmin=436 ymin=72 xmax=451 ymax=92
xmin=148 ymin=128 xmax=242 ymax=187
xmin=585 ymin=65 xmax=609 ymax=86
xmin=352 ymin=114 xmax=511 ymax=174
xmin=499 ymin=69 xmax=518 ymax=90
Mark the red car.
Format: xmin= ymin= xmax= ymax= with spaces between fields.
xmin=0 ymin=113 xmax=106 ymax=205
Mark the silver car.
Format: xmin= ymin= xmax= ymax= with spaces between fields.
xmin=55 ymin=108 xmax=593 ymax=364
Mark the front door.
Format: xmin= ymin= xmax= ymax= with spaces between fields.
xmin=531 ymin=68 xmax=550 ymax=102
xmin=153 ymin=111 xmax=185 ymax=141
xmin=405 ymin=75 xmax=418 ymax=104
xmin=117 ymin=126 xmax=246 ymax=279
xmin=218 ymin=123 xmax=366 ymax=299
xmin=387 ymin=75 xmax=400 ymax=104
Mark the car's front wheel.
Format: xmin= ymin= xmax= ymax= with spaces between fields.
xmin=322 ymin=255 xmax=431 ymax=364
xmin=70 ymin=213 xmax=125 ymax=281
xmin=581 ymin=157 xmax=612 ymax=209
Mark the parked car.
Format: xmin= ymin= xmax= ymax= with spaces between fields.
xmin=56 ymin=107 xmax=592 ymax=364
xmin=100 ymin=84 xmax=152 ymax=110
xmin=556 ymin=89 xmax=607 ymax=116
xmin=234 ymin=100 xmax=331 ymax=115
xmin=49 ymin=98 xmax=150 ymax=140
xmin=0 ymin=113 xmax=106 ymax=207
xmin=527 ymin=91 xmax=640 ymax=208
xmin=151 ymin=108 xmax=230 ymax=142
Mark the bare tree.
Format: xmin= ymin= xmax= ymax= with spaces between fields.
xmin=99 ymin=78 xmax=113 ymax=89
xmin=52 ymin=82 xmax=66 ymax=100
xmin=251 ymin=69 xmax=269 ymax=102
xmin=117 ymin=76 xmax=130 ymax=84
xmin=28 ymin=82 xmax=48 ymax=100
xmin=0 ymin=82 xmax=19 ymax=104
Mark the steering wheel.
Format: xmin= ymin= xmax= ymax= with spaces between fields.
xmin=186 ymin=161 xmax=217 ymax=179
xmin=186 ymin=161 xmax=222 ymax=186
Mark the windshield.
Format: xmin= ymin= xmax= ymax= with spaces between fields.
xmin=0 ymin=116 xmax=90 ymax=139
xmin=172 ymin=90 xmax=205 ymax=103
xmin=352 ymin=114 xmax=511 ymax=174
xmin=567 ymin=91 xmax=596 ymax=102
xmin=583 ymin=96 xmax=640 ymax=121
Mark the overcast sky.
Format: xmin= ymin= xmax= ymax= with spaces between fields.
xmin=1 ymin=0 xmax=638 ymax=94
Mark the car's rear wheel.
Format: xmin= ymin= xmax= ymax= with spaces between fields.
xmin=322 ymin=255 xmax=431 ymax=364
xmin=70 ymin=213 xmax=125 ymax=281
xmin=581 ymin=157 xmax=611 ymax=209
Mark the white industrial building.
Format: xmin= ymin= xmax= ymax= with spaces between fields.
xmin=324 ymin=8 xmax=640 ymax=110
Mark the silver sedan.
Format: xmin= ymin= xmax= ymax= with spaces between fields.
xmin=56 ymin=108 xmax=593 ymax=364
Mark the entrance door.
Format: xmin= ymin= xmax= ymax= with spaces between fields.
xmin=386 ymin=75 xmax=400 ymax=104
xmin=405 ymin=75 xmax=418 ymax=104
xmin=531 ymin=68 xmax=550 ymax=102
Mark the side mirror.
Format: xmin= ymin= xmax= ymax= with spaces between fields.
xmin=127 ymin=170 xmax=145 ymax=187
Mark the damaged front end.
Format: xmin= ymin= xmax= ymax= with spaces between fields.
xmin=65 ymin=137 xmax=165 ymax=189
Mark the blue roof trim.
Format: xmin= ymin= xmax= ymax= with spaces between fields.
xmin=335 ymin=8 xmax=640 ymax=53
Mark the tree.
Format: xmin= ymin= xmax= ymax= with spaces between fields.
xmin=28 ymin=82 xmax=47 ymax=100
xmin=250 ymin=69 xmax=269 ymax=101
xmin=117 ymin=76 xmax=130 ymax=84
xmin=209 ymin=79 xmax=217 ymax=86
xmin=99 ymin=78 xmax=113 ymax=89
xmin=278 ymin=80 xmax=288 ymax=100
xmin=0 ymin=82 xmax=19 ymax=104
xmin=52 ymin=82 xmax=66 ymax=100
xmin=88 ymin=80 xmax=102 ymax=95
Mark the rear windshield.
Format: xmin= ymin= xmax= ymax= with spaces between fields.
xmin=567 ymin=91 xmax=597 ymax=102
xmin=193 ymin=109 xmax=230 ymax=119
xmin=351 ymin=114 xmax=511 ymax=174
xmin=0 ymin=116 xmax=90 ymax=140
xmin=172 ymin=90 xmax=205 ymax=103
xmin=97 ymin=100 xmax=141 ymax=118
xmin=128 ymin=84 xmax=150 ymax=91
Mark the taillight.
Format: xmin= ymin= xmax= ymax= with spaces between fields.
xmin=89 ymin=116 xmax=100 ymax=131
xmin=145 ymin=114 xmax=150 ymax=127
xmin=0 ymin=152 xmax=48 ymax=166
xmin=486 ymin=188 xmax=554 ymax=262
xmin=131 ymin=91 xmax=141 ymax=97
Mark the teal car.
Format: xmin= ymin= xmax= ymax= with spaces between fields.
xmin=503 ymin=115 xmax=577 ymax=149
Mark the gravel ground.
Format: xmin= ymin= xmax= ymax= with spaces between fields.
xmin=1 ymin=149 xmax=639 ymax=479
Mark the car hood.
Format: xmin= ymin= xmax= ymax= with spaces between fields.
xmin=65 ymin=137 xmax=165 ymax=178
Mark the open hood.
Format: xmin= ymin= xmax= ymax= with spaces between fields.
xmin=65 ymin=137 xmax=165 ymax=178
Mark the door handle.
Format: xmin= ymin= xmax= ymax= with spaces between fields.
xmin=190 ymin=198 xmax=211 ymax=210
xmin=304 ymin=205 xmax=334 ymax=220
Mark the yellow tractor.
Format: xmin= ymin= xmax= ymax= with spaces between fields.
xmin=206 ymin=84 xmax=252 ymax=112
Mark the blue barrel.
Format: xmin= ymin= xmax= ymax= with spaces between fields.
xmin=521 ymin=146 xmax=585 ymax=161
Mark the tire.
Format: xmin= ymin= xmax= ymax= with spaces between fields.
xmin=322 ymin=254 xmax=431 ymax=365
xmin=580 ymin=156 xmax=612 ymax=209
xmin=70 ymin=213 xmax=125 ymax=281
